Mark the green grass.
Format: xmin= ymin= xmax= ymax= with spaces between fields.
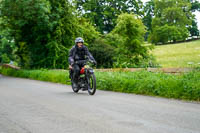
xmin=153 ymin=40 xmax=200 ymax=68
xmin=96 ymin=70 xmax=200 ymax=101
xmin=0 ymin=68 xmax=200 ymax=101
xmin=0 ymin=68 xmax=70 ymax=85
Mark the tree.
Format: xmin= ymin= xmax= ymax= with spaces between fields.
xmin=111 ymin=13 xmax=153 ymax=67
xmin=189 ymin=0 xmax=200 ymax=37
xmin=191 ymin=0 xmax=200 ymax=12
xmin=76 ymin=17 xmax=100 ymax=46
xmin=188 ymin=19 xmax=199 ymax=37
xmin=0 ymin=0 xmax=99 ymax=68
xmin=0 ymin=0 xmax=52 ymax=68
xmin=0 ymin=28 xmax=16 ymax=64
xmin=74 ymin=0 xmax=143 ymax=33
xmin=142 ymin=0 xmax=155 ymax=41
xmin=149 ymin=0 xmax=192 ymax=44
xmin=149 ymin=25 xmax=189 ymax=44
xmin=143 ymin=0 xmax=154 ymax=32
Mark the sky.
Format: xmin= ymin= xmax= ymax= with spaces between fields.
xmin=142 ymin=0 xmax=200 ymax=30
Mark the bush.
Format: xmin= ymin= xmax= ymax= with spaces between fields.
xmin=109 ymin=13 xmax=155 ymax=67
xmin=89 ymin=38 xmax=116 ymax=68
xmin=149 ymin=25 xmax=189 ymax=44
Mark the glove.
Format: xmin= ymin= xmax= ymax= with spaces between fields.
xmin=69 ymin=65 xmax=73 ymax=69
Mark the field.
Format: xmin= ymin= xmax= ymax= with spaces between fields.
xmin=153 ymin=40 xmax=200 ymax=68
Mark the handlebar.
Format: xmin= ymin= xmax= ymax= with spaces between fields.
xmin=74 ymin=59 xmax=96 ymax=66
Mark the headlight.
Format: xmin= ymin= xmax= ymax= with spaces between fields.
xmin=84 ymin=65 xmax=90 ymax=68
xmin=89 ymin=69 xmax=94 ymax=73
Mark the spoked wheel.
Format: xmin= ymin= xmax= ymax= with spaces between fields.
xmin=87 ymin=74 xmax=96 ymax=95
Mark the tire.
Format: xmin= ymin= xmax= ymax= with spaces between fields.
xmin=69 ymin=69 xmax=79 ymax=93
xmin=71 ymin=81 xmax=79 ymax=93
xmin=87 ymin=74 xmax=96 ymax=95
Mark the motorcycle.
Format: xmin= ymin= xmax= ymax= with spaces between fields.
xmin=69 ymin=59 xmax=96 ymax=95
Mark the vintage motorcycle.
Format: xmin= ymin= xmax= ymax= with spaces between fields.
xmin=69 ymin=59 xmax=96 ymax=95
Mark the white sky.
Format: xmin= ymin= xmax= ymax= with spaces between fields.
xmin=142 ymin=0 xmax=200 ymax=30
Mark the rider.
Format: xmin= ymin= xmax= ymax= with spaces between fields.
xmin=68 ymin=37 xmax=97 ymax=88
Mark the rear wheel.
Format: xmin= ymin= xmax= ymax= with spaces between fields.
xmin=87 ymin=74 xmax=96 ymax=95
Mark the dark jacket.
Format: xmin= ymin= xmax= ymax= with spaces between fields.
xmin=68 ymin=45 xmax=95 ymax=65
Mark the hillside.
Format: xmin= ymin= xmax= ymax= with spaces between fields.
xmin=153 ymin=40 xmax=200 ymax=68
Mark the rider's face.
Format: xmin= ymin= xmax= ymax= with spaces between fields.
xmin=77 ymin=42 xmax=83 ymax=48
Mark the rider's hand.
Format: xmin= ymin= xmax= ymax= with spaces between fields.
xmin=69 ymin=65 xmax=73 ymax=69
xmin=93 ymin=61 xmax=97 ymax=66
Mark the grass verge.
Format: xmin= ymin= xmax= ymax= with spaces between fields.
xmin=0 ymin=67 xmax=199 ymax=101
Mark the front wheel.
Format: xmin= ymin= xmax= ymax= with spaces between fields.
xmin=70 ymin=72 xmax=79 ymax=93
xmin=71 ymin=81 xmax=79 ymax=93
xmin=87 ymin=74 xmax=96 ymax=95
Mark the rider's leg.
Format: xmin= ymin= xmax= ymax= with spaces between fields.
xmin=72 ymin=64 xmax=80 ymax=87
xmin=69 ymin=69 xmax=72 ymax=79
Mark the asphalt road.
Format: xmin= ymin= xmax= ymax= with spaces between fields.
xmin=0 ymin=74 xmax=200 ymax=133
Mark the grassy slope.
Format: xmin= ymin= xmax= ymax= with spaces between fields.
xmin=153 ymin=40 xmax=200 ymax=68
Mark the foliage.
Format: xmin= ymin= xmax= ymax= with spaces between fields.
xmin=189 ymin=0 xmax=200 ymax=37
xmin=149 ymin=25 xmax=189 ymax=44
xmin=0 ymin=26 xmax=17 ymax=64
xmin=89 ymin=38 xmax=116 ymax=68
xmin=76 ymin=18 xmax=100 ymax=46
xmin=149 ymin=0 xmax=192 ymax=44
xmin=0 ymin=0 xmax=51 ymax=68
xmin=191 ymin=0 xmax=200 ymax=12
xmin=188 ymin=19 xmax=199 ymax=37
xmin=111 ymin=13 xmax=155 ymax=67
xmin=143 ymin=0 xmax=154 ymax=32
xmin=142 ymin=0 xmax=154 ymax=41
xmin=74 ymin=0 xmax=143 ymax=33
xmin=1 ymin=68 xmax=200 ymax=101
xmin=0 ymin=0 xmax=198 ymax=69
xmin=0 ymin=0 xmax=99 ymax=69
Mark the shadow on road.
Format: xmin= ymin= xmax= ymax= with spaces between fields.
xmin=56 ymin=91 xmax=90 ymax=97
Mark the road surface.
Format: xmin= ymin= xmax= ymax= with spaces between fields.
xmin=0 ymin=75 xmax=200 ymax=133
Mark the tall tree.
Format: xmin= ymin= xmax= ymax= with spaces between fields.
xmin=0 ymin=0 xmax=52 ymax=68
xmin=188 ymin=20 xmax=199 ymax=37
xmin=143 ymin=0 xmax=154 ymax=32
xmin=0 ymin=27 xmax=16 ymax=64
xmin=74 ymin=0 xmax=143 ymax=33
xmin=111 ymin=13 xmax=152 ymax=67
xmin=191 ymin=0 xmax=200 ymax=11
xmin=0 ymin=0 xmax=99 ymax=68
xmin=189 ymin=0 xmax=200 ymax=37
xmin=149 ymin=0 xmax=192 ymax=44
xmin=142 ymin=0 xmax=155 ymax=40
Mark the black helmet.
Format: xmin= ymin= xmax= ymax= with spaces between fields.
xmin=75 ymin=37 xmax=84 ymax=44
